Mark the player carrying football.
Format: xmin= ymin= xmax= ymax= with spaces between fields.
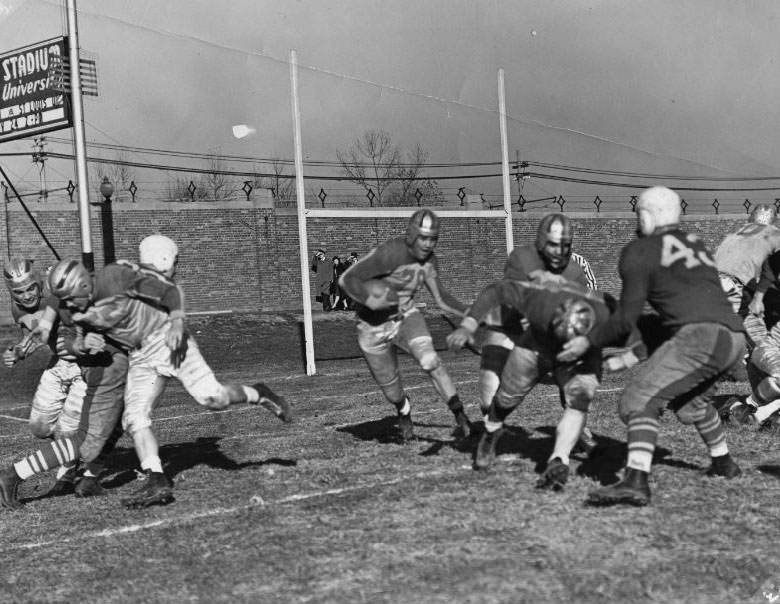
xmin=448 ymin=278 xmax=611 ymax=490
xmin=558 ymin=186 xmax=745 ymax=507
xmin=338 ymin=209 xmax=472 ymax=443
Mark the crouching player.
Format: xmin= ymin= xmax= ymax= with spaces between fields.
xmin=448 ymin=278 xmax=611 ymax=490
xmin=2 ymin=258 xmax=87 ymax=494
xmin=339 ymin=209 xmax=472 ymax=443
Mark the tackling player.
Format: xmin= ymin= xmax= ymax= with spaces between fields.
xmin=338 ymin=209 xmax=472 ymax=443
xmin=448 ymin=278 xmax=611 ymax=490
xmin=558 ymin=186 xmax=745 ymax=507
xmin=61 ymin=235 xmax=293 ymax=509
xmin=477 ymin=214 xmax=598 ymax=456
xmin=2 ymin=258 xmax=85 ymax=494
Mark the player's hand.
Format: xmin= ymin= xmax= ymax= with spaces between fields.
xmin=83 ymin=332 xmax=106 ymax=354
xmin=446 ymin=327 xmax=475 ymax=352
xmin=556 ymin=335 xmax=590 ymax=363
xmin=170 ymin=332 xmax=188 ymax=369
xmin=749 ymin=296 xmax=765 ymax=318
xmin=3 ymin=347 xmax=17 ymax=367
xmin=166 ymin=318 xmax=185 ymax=351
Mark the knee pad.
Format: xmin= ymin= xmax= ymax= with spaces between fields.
xmin=409 ymin=337 xmax=440 ymax=373
xmin=562 ymin=375 xmax=598 ymax=412
xmin=674 ymin=400 xmax=708 ymax=425
xmin=479 ymin=370 xmax=501 ymax=413
xmin=480 ymin=345 xmax=511 ymax=375
xmin=121 ymin=408 xmax=153 ymax=435
xmin=29 ymin=418 xmax=54 ymax=440
xmin=618 ymin=397 xmax=664 ymax=426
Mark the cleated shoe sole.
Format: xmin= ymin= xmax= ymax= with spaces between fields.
xmin=253 ymin=382 xmax=293 ymax=422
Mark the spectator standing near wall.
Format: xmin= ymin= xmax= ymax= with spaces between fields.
xmin=311 ymin=249 xmax=333 ymax=311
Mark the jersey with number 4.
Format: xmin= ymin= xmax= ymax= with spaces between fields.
xmin=588 ymin=227 xmax=743 ymax=348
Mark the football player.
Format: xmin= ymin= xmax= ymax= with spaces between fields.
xmin=0 ymin=252 xmax=192 ymax=509
xmin=63 ymin=235 xmax=293 ymax=509
xmin=448 ymin=278 xmax=611 ymax=490
xmin=477 ymin=214 xmax=598 ymax=455
xmin=558 ymin=186 xmax=745 ymax=507
xmin=338 ymin=209 xmax=472 ymax=443
xmin=714 ymin=203 xmax=780 ymax=350
xmin=2 ymin=258 xmax=85 ymax=494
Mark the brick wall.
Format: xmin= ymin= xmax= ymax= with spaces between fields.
xmin=0 ymin=195 xmax=750 ymax=325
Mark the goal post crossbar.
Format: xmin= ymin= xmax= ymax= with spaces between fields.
xmin=305 ymin=208 xmax=509 ymax=219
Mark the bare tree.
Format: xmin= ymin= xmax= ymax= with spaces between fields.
xmin=252 ymin=159 xmax=295 ymax=201
xmin=337 ymin=130 xmax=441 ymax=207
xmin=336 ymin=129 xmax=401 ymax=205
xmin=90 ymin=153 xmax=135 ymax=202
xmin=200 ymin=150 xmax=236 ymax=202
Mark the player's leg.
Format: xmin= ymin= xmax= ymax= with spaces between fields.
xmin=478 ymin=330 xmax=513 ymax=415
xmin=46 ymin=361 xmax=88 ymax=495
xmin=397 ymin=311 xmax=472 ymax=438
xmin=118 ymin=350 xmax=175 ymax=509
xmin=73 ymin=351 xmax=129 ymax=497
xmin=27 ymin=364 xmax=68 ymax=440
xmin=588 ymin=324 xmax=744 ymax=507
xmin=474 ymin=345 xmax=539 ymax=471
xmin=537 ymin=351 xmax=601 ymax=491
xmin=357 ymin=319 xmax=413 ymax=441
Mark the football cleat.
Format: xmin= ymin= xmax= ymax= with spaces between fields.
xmin=397 ymin=412 xmax=414 ymax=443
xmin=48 ymin=465 xmax=79 ymax=497
xmin=452 ymin=408 xmax=472 ymax=440
xmin=536 ymin=457 xmax=570 ymax=491
xmin=586 ymin=468 xmax=651 ymax=507
xmin=121 ymin=471 xmax=174 ymax=509
xmin=252 ymin=382 xmax=293 ymax=423
xmin=728 ymin=400 xmax=758 ymax=425
xmin=75 ymin=475 xmax=107 ymax=497
xmin=474 ymin=427 xmax=504 ymax=471
xmin=0 ymin=466 xmax=23 ymax=510
xmin=705 ymin=454 xmax=742 ymax=479
xmin=760 ymin=409 xmax=780 ymax=431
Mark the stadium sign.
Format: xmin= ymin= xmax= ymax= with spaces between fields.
xmin=0 ymin=36 xmax=71 ymax=143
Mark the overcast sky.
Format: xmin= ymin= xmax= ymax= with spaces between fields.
xmin=1 ymin=0 xmax=779 ymax=205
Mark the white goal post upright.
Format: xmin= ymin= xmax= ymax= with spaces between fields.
xmin=498 ymin=68 xmax=514 ymax=255
xmin=290 ymin=49 xmax=317 ymax=376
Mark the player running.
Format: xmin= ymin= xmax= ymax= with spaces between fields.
xmin=448 ymin=278 xmax=611 ymax=490
xmin=558 ymin=186 xmax=745 ymax=507
xmin=2 ymin=258 xmax=85 ymax=494
xmin=338 ymin=209 xmax=473 ymax=443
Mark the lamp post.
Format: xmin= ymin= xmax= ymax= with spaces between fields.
xmin=99 ymin=176 xmax=116 ymax=265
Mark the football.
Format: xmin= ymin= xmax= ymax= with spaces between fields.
xmin=363 ymin=279 xmax=398 ymax=309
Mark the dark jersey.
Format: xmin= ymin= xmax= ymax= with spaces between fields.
xmin=485 ymin=245 xmax=589 ymax=335
xmin=588 ymin=228 xmax=744 ymax=349
xmin=466 ymin=279 xmax=610 ymax=355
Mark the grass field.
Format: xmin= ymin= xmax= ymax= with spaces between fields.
xmin=1 ymin=312 xmax=779 ymax=604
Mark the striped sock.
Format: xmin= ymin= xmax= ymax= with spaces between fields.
xmin=13 ymin=438 xmax=78 ymax=480
xmin=626 ymin=415 xmax=660 ymax=473
xmin=693 ymin=405 xmax=728 ymax=457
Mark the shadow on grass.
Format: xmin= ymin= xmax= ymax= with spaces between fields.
xmin=756 ymin=465 xmax=780 ymax=478
xmin=101 ymin=436 xmax=297 ymax=489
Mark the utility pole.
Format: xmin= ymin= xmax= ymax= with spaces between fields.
xmin=66 ymin=0 xmax=94 ymax=270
